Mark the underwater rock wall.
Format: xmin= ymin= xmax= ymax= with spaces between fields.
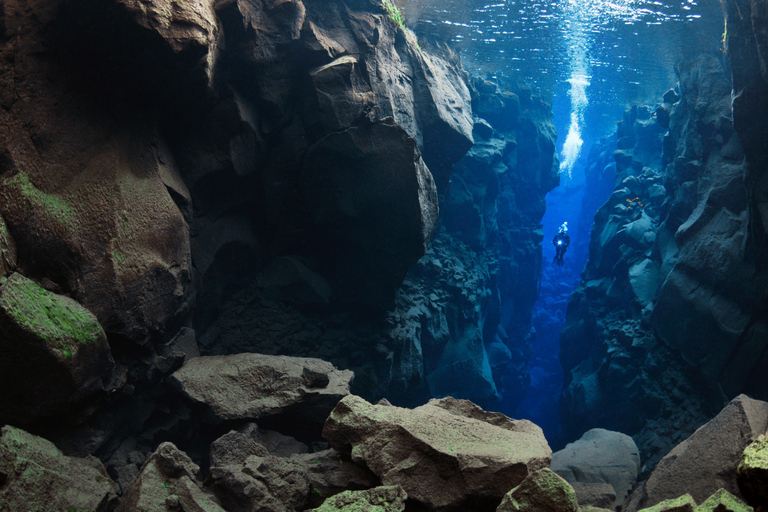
xmin=396 ymin=77 xmax=559 ymax=407
xmin=0 ymin=0 xmax=557 ymax=451
xmin=560 ymin=51 xmax=768 ymax=470
xmin=0 ymin=0 xmax=474 ymax=428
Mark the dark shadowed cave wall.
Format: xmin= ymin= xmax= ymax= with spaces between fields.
xmin=0 ymin=0 xmax=557 ymax=461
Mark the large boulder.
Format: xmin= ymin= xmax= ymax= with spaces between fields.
xmin=0 ymin=272 xmax=115 ymax=425
xmin=169 ymin=353 xmax=353 ymax=427
xmin=625 ymin=395 xmax=768 ymax=511
xmin=495 ymin=468 xmax=578 ymax=512
xmin=208 ymin=431 xmax=311 ymax=512
xmin=118 ymin=442 xmax=224 ymax=512
xmin=551 ymin=428 xmax=640 ymax=508
xmin=0 ymin=425 xmax=118 ymax=512
xmin=323 ymin=395 xmax=551 ymax=511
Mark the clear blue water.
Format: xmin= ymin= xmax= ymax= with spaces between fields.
xmin=400 ymin=0 xmax=723 ymax=154
xmin=400 ymin=0 xmax=724 ymax=442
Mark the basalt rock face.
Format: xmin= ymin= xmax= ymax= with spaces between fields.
xmin=560 ymin=53 xmax=768 ymax=470
xmin=404 ymin=77 xmax=558 ymax=408
xmin=202 ymin=75 xmax=557 ymax=408
xmin=0 ymin=0 xmax=478 ymax=442
xmin=724 ymin=0 xmax=768 ymax=253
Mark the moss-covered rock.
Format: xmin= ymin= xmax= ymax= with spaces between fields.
xmin=118 ymin=442 xmax=225 ymax=512
xmin=637 ymin=494 xmax=697 ymax=512
xmin=696 ymin=488 xmax=753 ymax=512
xmin=310 ymin=485 xmax=407 ymax=512
xmin=737 ymin=435 xmax=768 ymax=510
xmin=496 ymin=467 xmax=578 ymax=512
xmin=0 ymin=425 xmax=117 ymax=511
xmin=0 ymin=272 xmax=115 ymax=424
xmin=324 ymin=395 xmax=551 ymax=511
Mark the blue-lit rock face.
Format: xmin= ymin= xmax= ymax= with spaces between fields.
xmin=559 ymin=50 xmax=768 ymax=469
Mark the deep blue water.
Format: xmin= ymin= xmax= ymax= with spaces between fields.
xmin=402 ymin=0 xmax=724 ymax=444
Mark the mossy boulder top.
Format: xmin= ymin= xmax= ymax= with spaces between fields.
xmin=496 ymin=467 xmax=578 ymax=512
xmin=323 ymin=395 xmax=551 ymax=511
xmin=0 ymin=425 xmax=117 ymax=511
xmin=0 ymin=272 xmax=115 ymax=425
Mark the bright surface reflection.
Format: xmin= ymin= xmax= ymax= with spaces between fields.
xmin=399 ymin=0 xmax=723 ymax=117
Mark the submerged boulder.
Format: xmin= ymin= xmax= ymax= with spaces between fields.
xmin=551 ymin=428 xmax=640 ymax=508
xmin=323 ymin=395 xmax=551 ymax=511
xmin=0 ymin=426 xmax=117 ymax=511
xmin=496 ymin=468 xmax=578 ymax=512
xmin=118 ymin=442 xmax=223 ymax=512
xmin=625 ymin=395 xmax=768 ymax=511
xmin=208 ymin=431 xmax=311 ymax=512
xmin=0 ymin=272 xmax=115 ymax=425
xmin=169 ymin=353 xmax=353 ymax=425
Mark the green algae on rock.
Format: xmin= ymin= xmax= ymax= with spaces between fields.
xmin=737 ymin=435 xmax=768 ymax=510
xmin=496 ymin=467 xmax=578 ymax=512
xmin=0 ymin=272 xmax=115 ymax=425
xmin=696 ymin=488 xmax=753 ymax=512
xmin=0 ymin=272 xmax=103 ymax=354
xmin=0 ymin=425 xmax=117 ymax=511
xmin=636 ymin=494 xmax=697 ymax=512
xmin=310 ymin=485 xmax=407 ymax=512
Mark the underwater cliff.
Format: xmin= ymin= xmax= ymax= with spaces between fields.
xmin=1 ymin=0 xmax=768 ymax=510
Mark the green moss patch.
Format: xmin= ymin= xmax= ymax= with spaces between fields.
xmin=311 ymin=485 xmax=407 ymax=512
xmin=0 ymin=172 xmax=78 ymax=229
xmin=696 ymin=488 xmax=753 ymax=512
xmin=638 ymin=494 xmax=697 ymax=512
xmin=739 ymin=435 xmax=768 ymax=471
xmin=0 ymin=273 xmax=103 ymax=356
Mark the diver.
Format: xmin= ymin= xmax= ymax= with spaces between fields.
xmin=552 ymin=222 xmax=570 ymax=267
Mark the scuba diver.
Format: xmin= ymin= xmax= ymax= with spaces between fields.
xmin=552 ymin=222 xmax=570 ymax=267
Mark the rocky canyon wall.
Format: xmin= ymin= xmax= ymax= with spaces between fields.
xmin=0 ymin=0 xmax=557 ymax=461
xmin=560 ymin=48 xmax=768 ymax=470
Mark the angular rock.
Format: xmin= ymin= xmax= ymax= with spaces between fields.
xmin=0 ymin=272 xmax=115 ymax=425
xmin=736 ymin=435 xmax=768 ymax=510
xmin=551 ymin=428 xmax=640 ymax=508
xmin=290 ymin=449 xmax=378 ymax=508
xmin=697 ymin=488 xmax=753 ymax=512
xmin=310 ymin=485 xmax=407 ymax=512
xmin=169 ymin=353 xmax=353 ymax=425
xmin=208 ymin=431 xmax=310 ymax=512
xmin=323 ymin=395 xmax=551 ymax=511
xmin=0 ymin=426 xmax=117 ymax=512
xmin=496 ymin=468 xmax=578 ymax=512
xmin=637 ymin=494 xmax=696 ymax=512
xmin=625 ymin=395 xmax=768 ymax=511
xmin=118 ymin=442 xmax=224 ymax=512
xmin=570 ymin=482 xmax=616 ymax=510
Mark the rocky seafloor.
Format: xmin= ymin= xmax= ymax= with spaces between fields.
xmin=1 ymin=0 xmax=768 ymax=510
